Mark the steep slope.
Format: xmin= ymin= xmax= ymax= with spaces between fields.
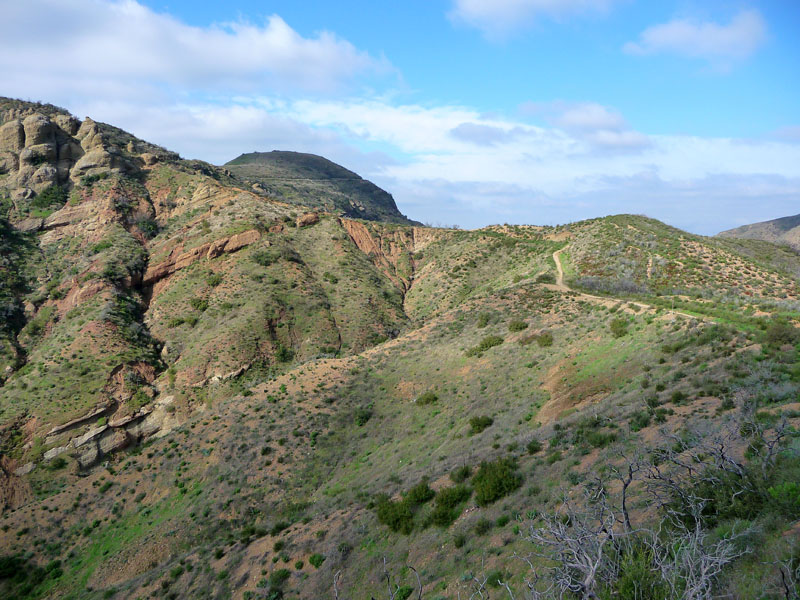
xmin=0 ymin=100 xmax=414 ymax=479
xmin=225 ymin=151 xmax=418 ymax=225
xmin=718 ymin=212 xmax=800 ymax=250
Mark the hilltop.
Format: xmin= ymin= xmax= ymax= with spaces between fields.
xmin=0 ymin=99 xmax=799 ymax=600
xmin=225 ymin=151 xmax=418 ymax=225
xmin=718 ymin=212 xmax=800 ymax=250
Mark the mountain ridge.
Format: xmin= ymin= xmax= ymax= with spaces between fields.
xmin=224 ymin=150 xmax=419 ymax=225
xmin=717 ymin=212 xmax=800 ymax=250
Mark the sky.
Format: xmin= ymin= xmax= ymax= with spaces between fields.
xmin=1 ymin=0 xmax=799 ymax=233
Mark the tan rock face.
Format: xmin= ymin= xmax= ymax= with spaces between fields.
xmin=0 ymin=150 xmax=17 ymax=173
xmin=76 ymin=118 xmax=104 ymax=150
xmin=296 ymin=212 xmax=320 ymax=227
xmin=29 ymin=165 xmax=58 ymax=191
xmin=0 ymin=120 xmax=24 ymax=153
xmin=53 ymin=114 xmax=81 ymax=136
xmin=22 ymin=113 xmax=55 ymax=146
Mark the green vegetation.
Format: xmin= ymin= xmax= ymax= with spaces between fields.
xmin=469 ymin=415 xmax=494 ymax=434
xmin=472 ymin=458 xmax=523 ymax=506
xmin=465 ymin=335 xmax=504 ymax=357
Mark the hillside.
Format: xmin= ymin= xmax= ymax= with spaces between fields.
xmin=225 ymin=151 xmax=418 ymax=225
xmin=718 ymin=213 xmax=800 ymax=250
xmin=1 ymin=99 xmax=800 ymax=600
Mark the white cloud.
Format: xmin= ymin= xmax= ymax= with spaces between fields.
xmin=623 ymin=9 xmax=767 ymax=63
xmin=0 ymin=0 xmax=386 ymax=99
xmin=522 ymin=101 xmax=650 ymax=151
xmin=554 ymin=103 xmax=625 ymax=131
xmin=449 ymin=0 xmax=618 ymax=38
xmin=449 ymin=122 xmax=526 ymax=146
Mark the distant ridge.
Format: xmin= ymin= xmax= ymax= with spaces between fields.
xmin=225 ymin=150 xmax=418 ymax=225
xmin=717 ymin=213 xmax=800 ymax=250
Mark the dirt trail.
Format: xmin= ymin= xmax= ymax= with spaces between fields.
xmin=550 ymin=246 xmax=710 ymax=322
xmin=553 ymin=246 xmax=568 ymax=291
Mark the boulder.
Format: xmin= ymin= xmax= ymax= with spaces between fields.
xmin=13 ymin=462 xmax=34 ymax=476
xmin=43 ymin=446 xmax=69 ymax=461
xmin=57 ymin=139 xmax=84 ymax=176
xmin=72 ymin=425 xmax=108 ymax=448
xmin=76 ymin=118 xmax=104 ymax=151
xmin=140 ymin=152 xmax=159 ymax=166
xmin=19 ymin=143 xmax=56 ymax=165
xmin=0 ymin=150 xmax=17 ymax=173
xmin=15 ymin=217 xmax=43 ymax=232
xmin=53 ymin=114 xmax=81 ymax=136
xmin=11 ymin=188 xmax=34 ymax=202
xmin=29 ymin=165 xmax=59 ymax=191
xmin=98 ymin=428 xmax=130 ymax=455
xmin=22 ymin=113 xmax=55 ymax=146
xmin=296 ymin=212 xmax=319 ymax=227
xmin=0 ymin=119 xmax=24 ymax=152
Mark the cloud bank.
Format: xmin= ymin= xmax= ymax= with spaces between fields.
xmin=0 ymin=0 xmax=386 ymax=99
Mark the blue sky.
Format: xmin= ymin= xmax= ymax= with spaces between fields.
xmin=2 ymin=0 xmax=799 ymax=233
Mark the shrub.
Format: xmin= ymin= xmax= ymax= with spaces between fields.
xmin=429 ymin=485 xmax=472 ymax=527
xmin=308 ymin=554 xmax=325 ymax=568
xmin=486 ymin=569 xmax=510 ymax=588
xmin=610 ymin=317 xmax=628 ymax=338
xmin=472 ymin=458 xmax=522 ymax=506
xmin=474 ymin=518 xmax=493 ymax=535
xmin=526 ymin=439 xmax=543 ymax=454
xmin=465 ymin=335 xmax=504 ymax=357
xmin=417 ymin=391 xmax=438 ymax=405
xmin=205 ymin=273 xmax=223 ymax=287
xmin=395 ymin=586 xmax=414 ymax=600
xmin=355 ymin=407 xmax=372 ymax=426
xmin=536 ymin=332 xmax=554 ymax=347
xmin=764 ymin=317 xmax=800 ymax=348
xmin=508 ymin=320 xmax=528 ymax=332
xmin=269 ymin=568 xmax=291 ymax=587
xmin=46 ymin=456 xmax=67 ymax=471
xmin=453 ymin=533 xmax=466 ymax=548
xmin=450 ymin=464 xmax=472 ymax=483
xmin=252 ymin=250 xmax=277 ymax=267
xmin=536 ymin=273 xmax=555 ymax=284
xmin=406 ymin=480 xmax=435 ymax=506
xmin=469 ymin=416 xmax=493 ymax=434
xmin=134 ymin=216 xmax=159 ymax=239
xmin=629 ymin=411 xmax=651 ymax=431
xmin=375 ymin=496 xmax=414 ymax=534
xmin=768 ymin=482 xmax=800 ymax=516
xmin=275 ymin=344 xmax=294 ymax=362
xmin=477 ymin=313 xmax=490 ymax=328
xmin=30 ymin=185 xmax=67 ymax=209
xmin=189 ymin=297 xmax=208 ymax=312
xmin=670 ymin=391 xmax=687 ymax=404
xmin=586 ymin=431 xmax=617 ymax=448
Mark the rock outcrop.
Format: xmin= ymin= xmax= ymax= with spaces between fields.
xmin=143 ymin=229 xmax=262 ymax=286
